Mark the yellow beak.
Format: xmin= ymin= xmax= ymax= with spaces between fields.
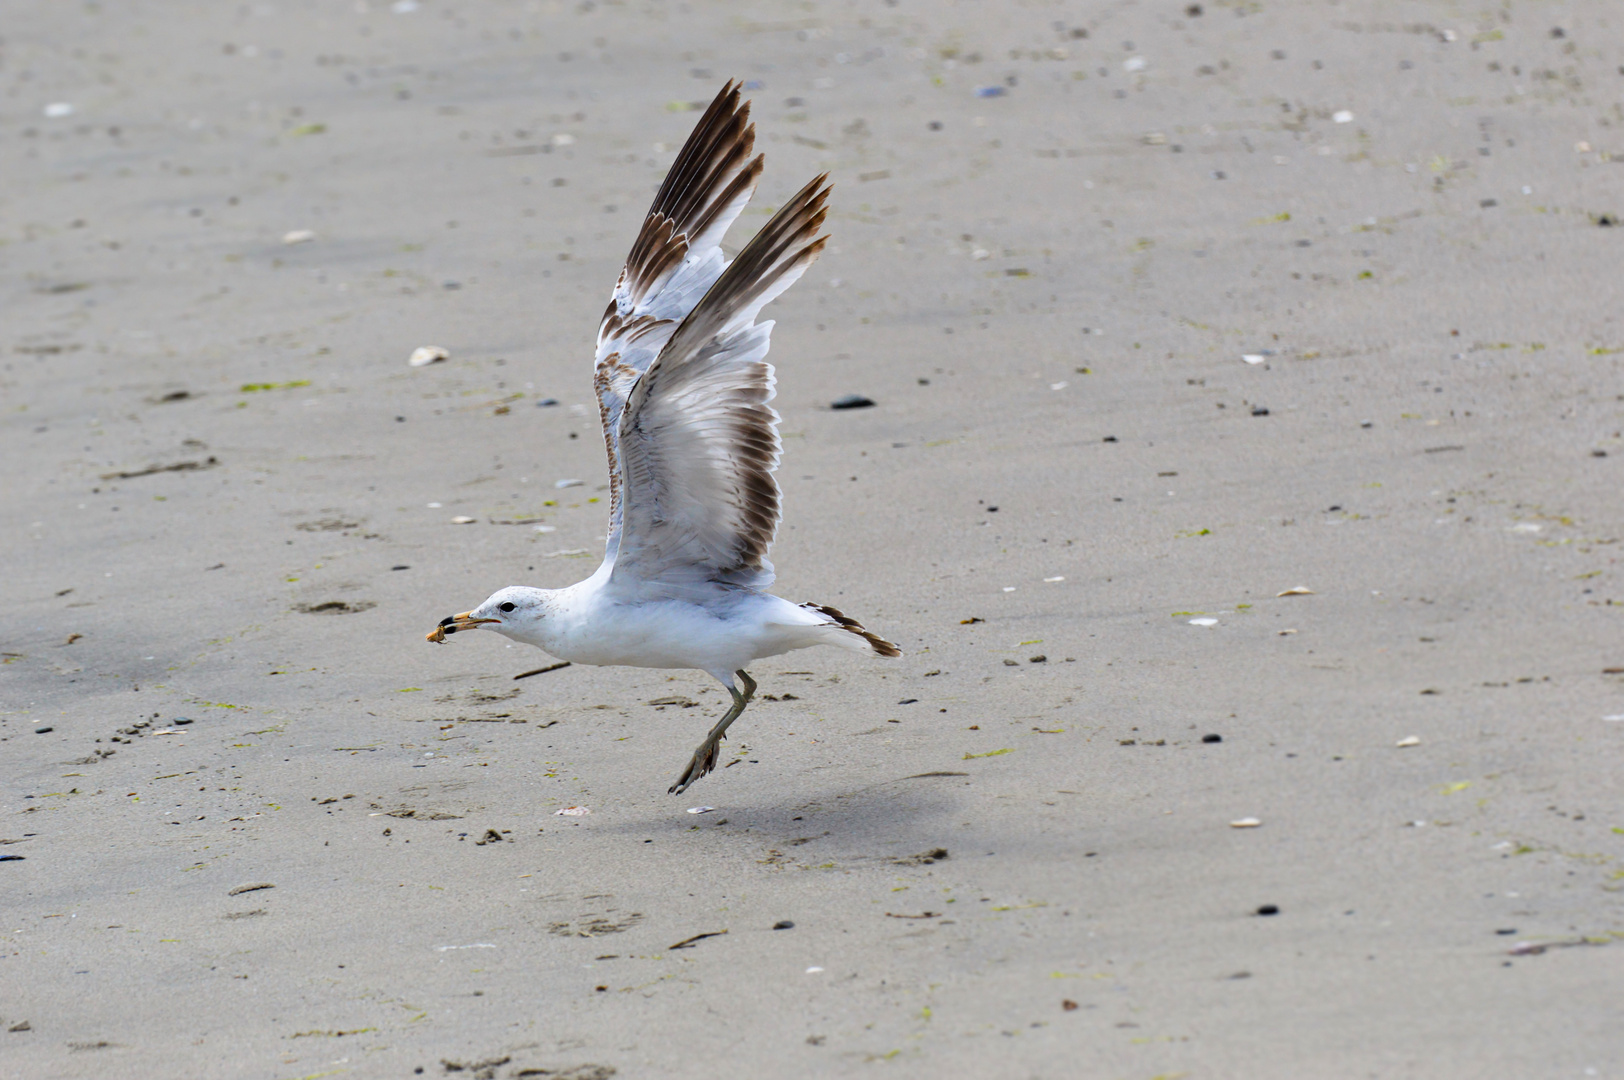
xmin=425 ymin=611 xmax=501 ymax=643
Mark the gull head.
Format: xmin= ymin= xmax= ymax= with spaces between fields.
xmin=426 ymin=586 xmax=548 ymax=644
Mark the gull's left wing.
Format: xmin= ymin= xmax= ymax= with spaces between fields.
xmin=595 ymin=82 xmax=764 ymax=569
xmin=608 ymin=174 xmax=831 ymax=593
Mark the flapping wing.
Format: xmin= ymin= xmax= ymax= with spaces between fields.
xmin=608 ymin=174 xmax=831 ymax=592
xmin=595 ymin=82 xmax=764 ymax=565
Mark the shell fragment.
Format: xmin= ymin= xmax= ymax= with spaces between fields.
xmin=409 ymin=345 xmax=449 ymax=367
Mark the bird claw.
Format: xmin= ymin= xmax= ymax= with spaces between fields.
xmin=668 ymin=740 xmax=721 ymax=795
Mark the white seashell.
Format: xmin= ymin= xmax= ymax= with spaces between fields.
xmin=1188 ymin=617 xmax=1218 ymax=627
xmin=1333 ymin=110 xmax=1354 ymax=124
xmin=44 ymin=102 xmax=75 ymax=118
xmin=554 ymin=478 xmax=585 ymax=489
xmin=554 ymin=805 xmax=590 ymax=816
xmin=1276 ymin=586 xmax=1314 ymax=596
xmin=1229 ymin=817 xmax=1262 ymax=828
xmin=451 ymin=516 xmax=475 ymax=524
xmin=1396 ymin=735 xmax=1421 ymax=747
xmin=409 ymin=345 xmax=449 ymax=367
xmin=281 ymin=229 xmax=315 ymax=244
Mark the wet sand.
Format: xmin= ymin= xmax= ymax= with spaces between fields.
xmin=4 ymin=1 xmax=1622 ymax=1076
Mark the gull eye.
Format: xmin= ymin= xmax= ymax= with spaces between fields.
xmin=498 ymin=601 xmax=516 ymax=613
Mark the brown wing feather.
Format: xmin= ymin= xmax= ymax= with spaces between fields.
xmin=657 ymin=175 xmax=830 ymax=369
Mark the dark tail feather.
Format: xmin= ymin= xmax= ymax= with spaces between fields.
xmin=801 ymin=602 xmax=902 ymax=658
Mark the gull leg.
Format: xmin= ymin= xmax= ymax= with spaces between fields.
xmin=669 ymin=670 xmax=757 ymax=794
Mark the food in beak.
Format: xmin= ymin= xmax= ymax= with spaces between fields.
xmin=425 ymin=611 xmax=500 ymax=644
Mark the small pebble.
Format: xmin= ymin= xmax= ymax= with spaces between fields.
xmin=35 ymin=726 xmax=54 ymax=734
xmin=773 ymin=920 xmax=795 ymax=930
xmin=1028 ymin=655 xmax=1047 ymax=663
xmin=830 ymin=394 xmax=875 ymax=410
xmin=1255 ymin=904 xmax=1280 ymax=916
xmin=173 ymin=717 xmax=193 ymax=726
xmin=1202 ymin=733 xmax=1222 ymax=744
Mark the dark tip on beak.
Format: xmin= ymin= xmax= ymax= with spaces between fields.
xmin=438 ymin=615 xmax=457 ymax=630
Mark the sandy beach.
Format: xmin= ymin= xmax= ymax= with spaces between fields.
xmin=5 ymin=1 xmax=1622 ymax=1076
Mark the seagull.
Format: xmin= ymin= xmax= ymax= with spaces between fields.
xmin=427 ymin=81 xmax=900 ymax=794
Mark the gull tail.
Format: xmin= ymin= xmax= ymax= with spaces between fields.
xmin=801 ymin=602 xmax=902 ymax=658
